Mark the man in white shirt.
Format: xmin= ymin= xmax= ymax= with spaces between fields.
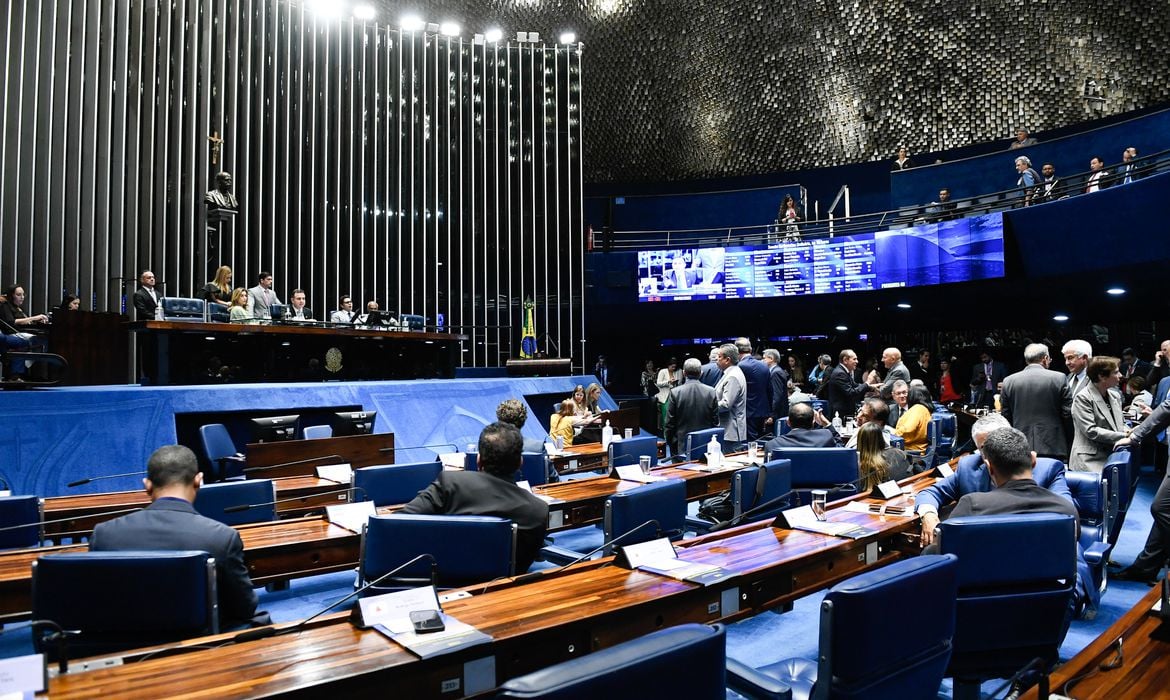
xmin=330 ymin=295 xmax=357 ymax=324
xmin=247 ymin=272 xmax=282 ymax=320
xmin=1084 ymin=156 xmax=1108 ymax=193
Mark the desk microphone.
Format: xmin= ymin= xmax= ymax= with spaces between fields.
xmin=26 ymin=619 xmax=71 ymax=674
xmin=242 ymin=454 xmax=343 ymax=476
xmin=66 ymin=470 xmax=148 ymax=488
xmin=707 ymin=489 xmax=797 ymax=533
xmin=376 ymin=443 xmax=459 ymax=455
xmin=233 ymin=553 xmax=437 ymax=643
xmin=0 ymin=506 xmax=144 ymax=535
xmin=222 ymin=486 xmax=368 ymax=514
xmin=511 ymin=519 xmax=662 ymax=585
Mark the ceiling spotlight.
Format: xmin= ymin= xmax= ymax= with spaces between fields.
xmin=352 ymin=4 xmax=375 ymax=20
xmin=896 ymin=303 xmax=912 ymax=309
xmin=440 ymin=21 xmax=460 ymax=36
xmin=400 ymin=15 xmax=425 ymax=32
xmin=1053 ymin=314 xmax=1070 ymax=322
xmin=835 ymin=325 xmax=848 ymax=332
xmin=306 ymin=0 xmax=344 ymax=18
xmin=484 ymin=27 xmax=502 ymax=43
xmin=559 ymin=31 xmax=577 ymax=44
xmin=1106 ymin=287 xmax=1126 ymax=295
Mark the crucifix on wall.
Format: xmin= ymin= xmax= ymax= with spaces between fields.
xmin=208 ymin=131 xmax=224 ymax=165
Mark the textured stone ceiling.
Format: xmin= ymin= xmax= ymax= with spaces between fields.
xmin=361 ymin=0 xmax=1170 ymax=183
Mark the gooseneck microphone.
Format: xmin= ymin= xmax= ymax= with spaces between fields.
xmin=0 ymin=506 xmax=144 ymax=535
xmin=511 ymin=519 xmax=662 ymax=585
xmin=66 ymin=470 xmax=148 ymax=488
xmin=376 ymin=443 xmax=459 ymax=455
xmin=222 ymin=486 xmax=369 ymax=514
xmin=242 ymin=454 xmax=343 ymax=476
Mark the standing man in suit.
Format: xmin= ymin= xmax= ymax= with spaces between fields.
xmin=971 ymin=349 xmax=1007 ymax=409
xmin=1000 ymin=343 xmax=1071 ymax=460
xmin=1062 ymin=339 xmax=1093 ymax=399
xmin=1146 ymin=339 xmax=1170 ymax=389
xmin=132 ymin=269 xmax=160 ymax=320
xmin=699 ymin=348 xmax=723 ymax=387
xmin=402 ymin=422 xmax=549 ymax=572
xmin=90 ymin=445 xmax=260 ymax=628
xmin=1113 ymin=396 xmax=1170 ymax=583
xmin=1120 ymin=347 xmax=1152 ymax=381
xmin=879 ymin=347 xmax=911 ymax=400
xmin=764 ymin=403 xmax=839 ymax=453
xmin=247 ymin=271 xmax=282 ymax=320
xmin=713 ymin=344 xmax=746 ymax=448
xmin=1084 ymin=156 xmax=1109 ymax=193
xmin=827 ymin=349 xmax=869 ymax=423
xmin=664 ymin=358 xmax=718 ymax=456
xmin=762 ymin=349 xmax=790 ymax=432
xmin=1034 ymin=163 xmax=1063 ymax=204
xmin=736 ymin=338 xmax=772 ymax=442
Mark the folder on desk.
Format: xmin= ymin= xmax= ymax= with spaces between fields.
xmin=375 ymin=614 xmax=493 ymax=660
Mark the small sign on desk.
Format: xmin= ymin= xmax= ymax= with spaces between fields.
xmin=316 ymin=463 xmax=354 ymax=483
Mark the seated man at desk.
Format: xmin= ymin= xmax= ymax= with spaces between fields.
xmin=402 ymin=422 xmax=549 ymax=572
xmin=89 ymin=445 xmax=261 ymax=628
xmin=845 ymin=397 xmax=899 ymax=449
xmin=284 ymin=288 xmax=314 ymax=321
xmin=358 ymin=300 xmax=398 ymax=328
xmin=764 ymin=402 xmax=839 ymax=453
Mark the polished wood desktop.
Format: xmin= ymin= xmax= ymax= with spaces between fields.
xmin=244 ymin=432 xmax=397 ymax=478
xmin=46 ymin=477 xmax=932 ymax=699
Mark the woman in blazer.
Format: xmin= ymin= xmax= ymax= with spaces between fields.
xmin=1070 ymin=356 xmax=1131 ymax=472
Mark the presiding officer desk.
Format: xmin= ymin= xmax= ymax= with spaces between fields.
xmin=0 ymin=456 xmax=766 ymax=620
xmin=46 ymin=472 xmax=938 ymax=699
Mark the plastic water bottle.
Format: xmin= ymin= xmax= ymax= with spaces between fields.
xmin=601 ymin=420 xmax=614 ymax=450
xmin=831 ymin=412 xmax=843 ymax=430
xmin=707 ymin=435 xmax=722 ymax=469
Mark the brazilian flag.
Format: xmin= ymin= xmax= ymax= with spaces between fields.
xmin=521 ymin=298 xmax=537 ymax=358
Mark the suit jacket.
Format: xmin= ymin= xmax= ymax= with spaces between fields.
xmin=739 ymin=356 xmax=772 ymax=420
xmin=285 ymin=305 xmax=314 ymax=321
xmin=827 ymin=364 xmax=868 ymax=422
xmin=768 ymin=364 xmax=790 ymax=420
xmin=90 ymin=498 xmax=258 ymax=626
xmin=949 ymin=478 xmax=1080 ymax=530
xmin=916 ymin=453 xmax=1073 ymax=513
xmin=132 ymin=287 xmax=159 ymax=320
xmin=880 ymin=362 xmax=911 ymax=399
xmin=764 ymin=426 xmax=839 ymax=454
xmin=1000 ymin=364 xmax=1071 ymax=458
xmin=1121 ymin=358 xmax=1152 ymax=379
xmin=698 ymin=362 xmax=723 ymax=388
xmin=715 ymin=365 xmax=747 ymax=442
xmin=665 ymin=380 xmax=718 ymax=456
xmin=402 ymin=470 xmax=549 ymax=573
xmin=971 ymin=360 xmax=1008 ymax=390
xmin=1070 ymin=387 xmax=1127 ymax=472
xmin=247 ymin=285 xmax=282 ymax=319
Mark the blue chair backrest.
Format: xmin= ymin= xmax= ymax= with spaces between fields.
xmin=768 ymin=447 xmax=859 ymax=489
xmin=303 ymin=425 xmax=332 ymax=440
xmin=810 ymin=399 xmax=827 ymax=413
xmin=31 ymin=550 xmax=217 ymax=658
xmin=936 ymin=412 xmax=957 ymax=444
xmin=889 ymin=435 xmax=905 ymax=450
xmin=194 ymin=479 xmax=277 ymax=526
xmin=360 ymin=514 xmax=515 ymax=590
xmin=773 ymin=417 xmax=791 ymax=437
xmin=684 ymin=427 xmax=724 ymax=461
xmin=819 ymin=554 xmax=958 ymax=697
xmin=1103 ymin=449 xmax=1133 ymax=547
xmin=161 ymin=297 xmax=206 ymax=320
xmin=520 ymin=452 xmax=549 ymax=487
xmin=199 ymin=423 xmax=241 ymax=481
xmin=0 ymin=495 xmax=42 ymax=550
xmin=496 ymin=623 xmax=727 ymax=699
xmin=939 ymin=513 xmax=1077 ymax=675
xmin=352 ymin=461 xmax=443 ymax=506
xmin=464 ymin=452 xmax=479 ymax=471
xmin=207 ymin=302 xmax=230 ymax=322
xmin=1065 ymin=470 xmax=1109 ymax=548
xmin=733 ymin=459 xmax=792 ymax=520
xmin=609 ymin=435 xmax=658 ymax=469
xmin=604 ymin=478 xmax=687 ymax=554
xmin=401 ymin=313 xmax=425 ymax=330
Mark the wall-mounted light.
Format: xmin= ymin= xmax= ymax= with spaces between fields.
xmin=440 ymin=21 xmax=460 ymax=36
xmin=352 ymin=4 xmax=376 ymax=21
xmin=400 ymin=15 xmax=425 ymax=32
xmin=558 ymin=31 xmax=577 ymax=44
xmin=484 ymin=27 xmax=503 ymax=43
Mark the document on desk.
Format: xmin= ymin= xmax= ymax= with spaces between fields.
xmin=375 ymin=613 xmax=493 ymax=660
xmin=623 ymin=538 xmax=731 ymax=586
xmin=676 ymin=462 xmax=738 ymax=473
xmin=778 ymin=505 xmax=877 ymax=539
xmin=842 ymin=501 xmax=915 ymax=517
xmin=516 ymin=481 xmax=563 ymax=504
xmin=613 ymin=465 xmax=666 ymax=483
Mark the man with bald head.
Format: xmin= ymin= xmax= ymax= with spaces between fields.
xmin=1000 ymin=343 xmax=1071 ymax=459
xmin=879 ymin=347 xmax=911 ymax=400
xmin=665 ymin=358 xmax=718 ymax=456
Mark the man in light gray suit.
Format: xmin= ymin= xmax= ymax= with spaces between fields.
xmin=665 ymin=358 xmax=718 ymax=456
xmin=879 ymin=347 xmax=912 ymax=400
xmin=247 ymin=271 xmax=282 ymax=320
xmin=1000 ymin=343 xmax=1072 ymax=460
xmin=714 ymin=344 xmax=746 ymax=446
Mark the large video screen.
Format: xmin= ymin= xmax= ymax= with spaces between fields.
xmin=636 ymin=212 xmax=1005 ymax=302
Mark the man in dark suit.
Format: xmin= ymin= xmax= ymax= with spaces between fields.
xmin=971 ymin=349 xmax=1007 ymax=409
xmin=736 ymin=338 xmax=772 ymax=441
xmin=762 ymin=349 xmax=790 ymax=432
xmin=403 ymin=422 xmax=549 ymax=572
xmin=132 ymin=269 xmax=160 ymax=320
xmin=664 ymin=358 xmax=718 ymax=456
xmin=1120 ymin=347 xmax=1152 ymax=381
xmin=90 ymin=445 xmax=260 ymax=628
xmin=698 ymin=348 xmax=723 ymax=387
xmin=1000 ymin=343 xmax=1071 ymax=459
xmin=764 ymin=403 xmax=839 ymax=454
xmin=827 ymin=349 xmax=870 ymax=423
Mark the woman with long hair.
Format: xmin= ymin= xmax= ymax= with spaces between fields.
xmin=895 ymin=385 xmax=934 ymax=452
xmin=228 ymin=287 xmax=253 ymax=324
xmin=550 ymin=399 xmax=577 ymax=447
xmin=857 ymin=422 xmax=911 ymax=491
xmin=786 ymin=355 xmax=806 ymax=389
xmin=936 ymin=357 xmax=962 ymax=403
xmin=200 ymin=265 xmax=233 ymax=304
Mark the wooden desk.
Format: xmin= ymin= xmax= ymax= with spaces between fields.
xmin=244 ymin=432 xmax=396 ymax=478
xmin=1021 ymin=585 xmax=1167 ymax=699
xmin=547 ymin=438 xmax=667 ymax=476
xmin=47 ymin=484 xmax=927 ymax=699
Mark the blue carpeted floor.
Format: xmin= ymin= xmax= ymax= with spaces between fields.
xmin=1 ymin=468 xmax=1163 ymax=699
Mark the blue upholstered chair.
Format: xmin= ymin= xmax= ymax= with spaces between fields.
xmin=519 ymin=452 xmax=550 ymax=487
xmin=768 ymin=447 xmax=859 ymax=505
xmin=542 ymin=478 xmax=688 ymax=565
xmin=773 ymin=417 xmax=791 ymax=438
xmin=0 ymin=495 xmax=42 ymax=550
xmin=400 ymin=313 xmax=425 ymax=330
xmin=687 ymin=459 xmax=793 ymax=534
xmin=207 ymin=302 xmax=230 ymax=323
xmin=684 ymin=427 xmax=725 ymax=461
xmin=199 ymin=423 xmax=244 ymax=482
xmin=1103 ymin=449 xmax=1136 ymax=550
xmin=726 ymin=554 xmax=959 ymax=700
xmin=358 ymin=514 xmax=516 ymax=592
xmin=937 ymin=513 xmax=1078 ymax=700
xmin=608 ymin=435 xmax=658 ymax=469
xmin=497 ymin=623 xmax=727 ymax=699
xmin=352 ymin=461 xmax=443 ymax=507
xmin=303 ymin=425 xmax=332 ymax=440
xmin=933 ymin=412 xmax=957 ymax=461
xmin=160 ymin=297 xmax=207 ymax=321
xmin=194 ymin=479 xmax=277 ymax=526
xmin=1065 ymin=470 xmax=1114 ymax=605
xmin=31 ymin=550 xmax=217 ymax=659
